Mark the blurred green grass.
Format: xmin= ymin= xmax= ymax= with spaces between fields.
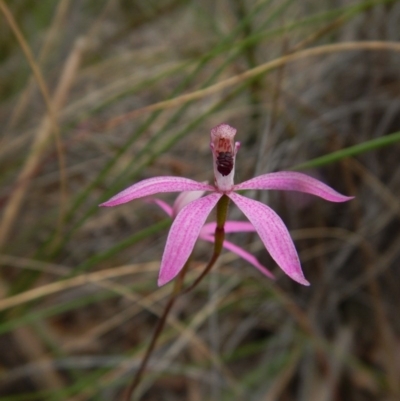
xmin=1 ymin=0 xmax=400 ymax=400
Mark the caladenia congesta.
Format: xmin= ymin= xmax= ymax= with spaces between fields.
xmin=100 ymin=124 xmax=353 ymax=399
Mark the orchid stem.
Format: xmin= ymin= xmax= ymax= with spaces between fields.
xmin=183 ymin=194 xmax=229 ymax=294
xmin=123 ymin=262 xmax=188 ymax=401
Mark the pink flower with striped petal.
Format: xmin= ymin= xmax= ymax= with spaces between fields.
xmin=149 ymin=189 xmax=274 ymax=280
xmin=100 ymin=124 xmax=353 ymax=287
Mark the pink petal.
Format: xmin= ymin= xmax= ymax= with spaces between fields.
xmin=201 ymin=221 xmax=256 ymax=235
xmin=234 ymin=172 xmax=354 ymax=202
xmin=200 ymin=233 xmax=274 ymax=279
xmin=100 ymin=177 xmax=214 ymax=207
xmin=158 ymin=193 xmax=222 ymax=286
xmin=228 ymin=192 xmax=310 ymax=286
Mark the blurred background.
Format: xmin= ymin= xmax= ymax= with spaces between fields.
xmin=0 ymin=0 xmax=400 ymax=400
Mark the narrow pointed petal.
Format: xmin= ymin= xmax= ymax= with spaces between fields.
xmin=100 ymin=177 xmax=214 ymax=207
xmin=200 ymin=233 xmax=274 ymax=279
xmin=202 ymin=221 xmax=257 ymax=235
xmin=228 ymin=192 xmax=310 ymax=286
xmin=234 ymin=172 xmax=354 ymax=202
xmin=158 ymin=193 xmax=222 ymax=286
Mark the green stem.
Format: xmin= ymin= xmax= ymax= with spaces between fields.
xmin=183 ymin=194 xmax=230 ymax=294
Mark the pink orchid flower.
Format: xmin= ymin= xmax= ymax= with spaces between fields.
xmin=101 ymin=124 xmax=353 ymax=287
xmin=149 ymin=189 xmax=274 ymax=280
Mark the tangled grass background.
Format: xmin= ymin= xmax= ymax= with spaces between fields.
xmin=0 ymin=1 xmax=400 ymax=400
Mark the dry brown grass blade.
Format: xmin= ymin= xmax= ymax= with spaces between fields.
xmin=0 ymin=36 xmax=86 ymax=254
xmin=0 ymin=262 xmax=159 ymax=312
xmin=0 ymin=0 xmax=70 ymax=252
xmin=103 ymin=41 xmax=400 ymax=129
xmin=0 ymin=1 xmax=57 ymax=125
xmin=0 ymin=254 xmax=70 ymax=275
xmin=6 ymin=0 xmax=72 ymax=130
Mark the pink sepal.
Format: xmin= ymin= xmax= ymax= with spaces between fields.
xmin=235 ymin=172 xmax=354 ymax=203
xmin=228 ymin=192 xmax=310 ymax=286
xmin=158 ymin=192 xmax=222 ymax=286
xmin=100 ymin=177 xmax=213 ymax=207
